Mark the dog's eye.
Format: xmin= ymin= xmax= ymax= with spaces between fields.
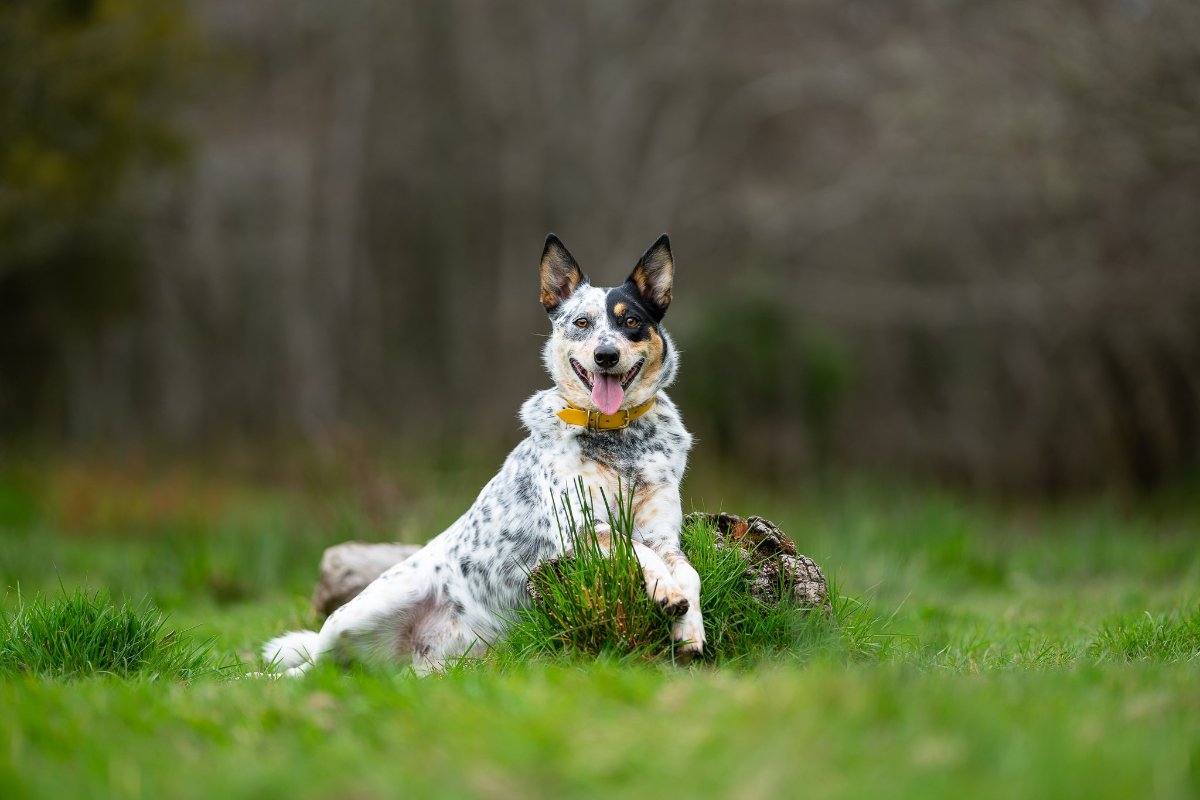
xmin=624 ymin=317 xmax=640 ymax=328
xmin=574 ymin=317 xmax=589 ymax=329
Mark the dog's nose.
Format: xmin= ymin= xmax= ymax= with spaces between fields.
xmin=594 ymin=346 xmax=620 ymax=370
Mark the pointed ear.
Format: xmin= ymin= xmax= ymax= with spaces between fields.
xmin=627 ymin=234 xmax=674 ymax=320
xmin=540 ymin=234 xmax=586 ymax=313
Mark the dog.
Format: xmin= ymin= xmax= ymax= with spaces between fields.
xmin=263 ymin=234 xmax=702 ymax=675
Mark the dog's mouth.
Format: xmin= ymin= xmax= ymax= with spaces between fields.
xmin=569 ymin=357 xmax=645 ymax=416
xmin=569 ymin=358 xmax=643 ymax=391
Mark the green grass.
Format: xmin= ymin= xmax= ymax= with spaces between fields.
xmin=1089 ymin=607 xmax=1200 ymax=664
xmin=1 ymin=455 xmax=1198 ymax=799
xmin=0 ymin=588 xmax=222 ymax=680
xmin=506 ymin=488 xmax=870 ymax=666
xmin=506 ymin=485 xmax=692 ymax=662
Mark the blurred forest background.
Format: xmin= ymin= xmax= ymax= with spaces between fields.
xmin=2 ymin=0 xmax=1199 ymax=493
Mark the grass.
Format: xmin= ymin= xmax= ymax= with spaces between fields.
xmin=1089 ymin=607 xmax=1200 ymax=664
xmin=1 ymin=453 xmax=1198 ymax=799
xmin=506 ymin=484 xmax=689 ymax=662
xmin=0 ymin=588 xmax=222 ymax=680
xmin=506 ymin=485 xmax=869 ymax=666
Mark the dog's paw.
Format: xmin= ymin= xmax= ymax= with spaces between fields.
xmin=657 ymin=594 xmax=690 ymax=618
xmin=671 ymin=612 xmax=706 ymax=663
xmin=673 ymin=639 xmax=704 ymax=664
xmin=649 ymin=580 xmax=690 ymax=618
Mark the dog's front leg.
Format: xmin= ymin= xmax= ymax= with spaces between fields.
xmin=653 ymin=546 xmax=705 ymax=661
xmin=566 ymin=524 xmax=690 ymax=617
xmin=633 ymin=485 xmax=706 ymax=661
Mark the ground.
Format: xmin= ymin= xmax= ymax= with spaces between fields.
xmin=0 ymin=453 xmax=1197 ymax=799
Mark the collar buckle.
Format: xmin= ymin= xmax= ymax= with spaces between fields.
xmin=587 ymin=408 xmax=631 ymax=431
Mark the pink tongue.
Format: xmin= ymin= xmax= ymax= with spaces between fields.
xmin=591 ymin=373 xmax=625 ymax=416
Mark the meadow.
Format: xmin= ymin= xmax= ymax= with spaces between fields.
xmin=1 ymin=452 xmax=1197 ymax=799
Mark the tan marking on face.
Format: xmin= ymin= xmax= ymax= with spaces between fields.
xmin=613 ymin=302 xmax=627 ymax=317
xmin=632 ymin=326 xmax=665 ymax=388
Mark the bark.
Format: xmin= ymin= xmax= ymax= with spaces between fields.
xmin=312 ymin=542 xmax=423 ymax=617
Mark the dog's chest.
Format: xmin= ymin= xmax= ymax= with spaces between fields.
xmin=543 ymin=417 xmax=686 ymax=501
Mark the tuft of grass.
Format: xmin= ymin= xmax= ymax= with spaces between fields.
xmin=504 ymin=483 xmax=678 ymax=662
xmin=1089 ymin=606 xmax=1200 ymax=664
xmin=0 ymin=588 xmax=225 ymax=680
xmin=502 ymin=484 xmax=881 ymax=665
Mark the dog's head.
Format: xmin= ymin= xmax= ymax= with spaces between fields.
xmin=539 ymin=234 xmax=679 ymax=415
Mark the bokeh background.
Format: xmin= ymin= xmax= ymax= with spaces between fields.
xmin=4 ymin=0 xmax=1200 ymax=493
xmin=5 ymin=9 xmax=1199 ymax=796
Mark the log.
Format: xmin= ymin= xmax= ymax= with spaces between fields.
xmin=312 ymin=513 xmax=829 ymax=618
xmin=312 ymin=542 xmax=422 ymax=617
xmin=684 ymin=511 xmax=831 ymax=613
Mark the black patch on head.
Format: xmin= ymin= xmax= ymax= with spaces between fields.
xmin=606 ymin=284 xmax=657 ymax=341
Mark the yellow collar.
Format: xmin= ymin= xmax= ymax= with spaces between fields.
xmin=556 ymin=397 xmax=656 ymax=431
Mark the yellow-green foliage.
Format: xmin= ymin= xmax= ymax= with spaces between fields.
xmin=0 ymin=0 xmax=200 ymax=268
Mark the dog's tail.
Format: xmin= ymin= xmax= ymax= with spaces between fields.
xmin=262 ymin=629 xmax=322 ymax=672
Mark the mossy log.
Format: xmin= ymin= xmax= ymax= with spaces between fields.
xmin=685 ymin=512 xmax=830 ymax=612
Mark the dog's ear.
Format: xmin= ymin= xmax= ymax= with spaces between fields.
xmin=540 ymin=234 xmax=586 ymax=313
xmin=627 ymin=234 xmax=673 ymax=320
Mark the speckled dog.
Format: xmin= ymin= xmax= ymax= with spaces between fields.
xmin=263 ymin=234 xmax=701 ymax=675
